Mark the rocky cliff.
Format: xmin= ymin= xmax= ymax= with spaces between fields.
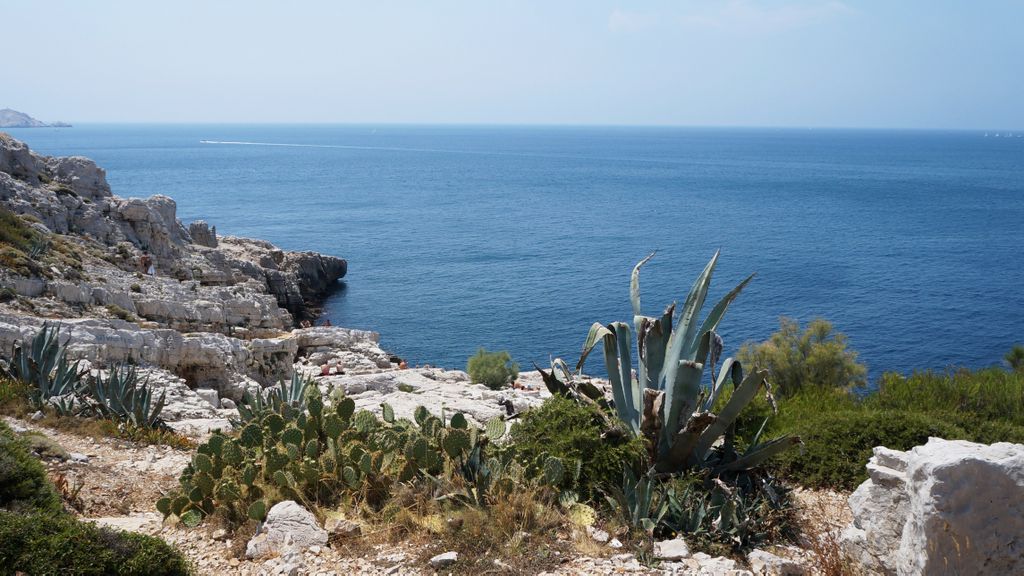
xmin=0 ymin=132 xmax=353 ymax=399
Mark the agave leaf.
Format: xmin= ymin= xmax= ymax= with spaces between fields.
xmin=637 ymin=316 xmax=668 ymax=392
xmin=630 ymin=251 xmax=655 ymax=319
xmin=718 ymin=435 xmax=802 ymax=472
xmin=535 ymin=362 xmax=569 ymax=396
xmin=687 ymin=273 xmax=755 ymax=360
xmin=630 ymin=251 xmax=657 ymax=319
xmin=576 ymin=322 xmax=613 ymax=372
xmin=667 ymin=251 xmax=719 ymax=369
xmin=611 ymin=322 xmax=640 ymax=431
xmin=693 ymin=368 xmax=767 ymax=461
xmin=703 ymin=357 xmax=743 ymax=412
xmin=660 ymin=360 xmax=704 ymax=455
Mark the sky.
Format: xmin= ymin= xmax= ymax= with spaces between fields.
xmin=2 ymin=0 xmax=1023 ymax=129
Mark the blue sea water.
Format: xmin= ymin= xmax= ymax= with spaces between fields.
xmin=6 ymin=124 xmax=1024 ymax=381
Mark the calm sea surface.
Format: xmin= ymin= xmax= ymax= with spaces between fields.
xmin=8 ymin=125 xmax=1023 ymax=380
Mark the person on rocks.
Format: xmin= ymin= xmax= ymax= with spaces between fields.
xmin=140 ymin=251 xmax=153 ymax=274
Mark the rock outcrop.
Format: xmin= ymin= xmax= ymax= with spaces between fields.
xmin=0 ymin=133 xmax=357 ymax=422
xmin=842 ymin=438 xmax=1024 ymax=575
xmin=0 ymin=132 xmax=345 ymax=323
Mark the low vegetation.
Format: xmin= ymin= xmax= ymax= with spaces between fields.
xmin=0 ymin=420 xmax=62 ymax=514
xmin=0 ymin=205 xmax=83 ymax=279
xmin=509 ymin=395 xmax=647 ymax=500
xmin=738 ymin=317 xmax=867 ymax=397
xmin=736 ymin=321 xmax=1024 ymax=489
xmin=0 ymin=421 xmax=192 ymax=575
xmin=466 ymin=348 xmax=519 ymax=390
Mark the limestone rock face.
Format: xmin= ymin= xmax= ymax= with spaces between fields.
xmin=188 ymin=220 xmax=218 ymax=248
xmin=842 ymin=438 xmax=1024 ymax=575
xmin=0 ymin=133 xmax=44 ymax=182
xmin=246 ymin=501 xmax=328 ymax=559
xmin=0 ymin=133 xmax=346 ymax=323
xmin=46 ymin=155 xmax=112 ymax=199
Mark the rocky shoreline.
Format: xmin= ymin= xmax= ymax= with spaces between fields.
xmin=6 ymin=132 xmax=1020 ymax=576
xmin=0 ymin=133 xmax=566 ymax=427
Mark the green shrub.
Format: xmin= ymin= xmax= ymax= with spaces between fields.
xmin=738 ymin=317 xmax=866 ymax=397
xmin=0 ymin=510 xmax=192 ymax=575
xmin=0 ymin=420 xmax=62 ymax=514
xmin=106 ymin=304 xmax=136 ymax=321
xmin=745 ymin=372 xmax=1024 ymax=490
xmin=767 ymin=407 xmax=966 ymax=490
xmin=867 ymin=368 xmax=1024 ymax=426
xmin=22 ymin=432 xmax=71 ymax=461
xmin=466 ymin=348 xmax=519 ymax=390
xmin=1007 ymin=345 xmax=1024 ymax=373
xmin=509 ymin=396 xmax=647 ymax=500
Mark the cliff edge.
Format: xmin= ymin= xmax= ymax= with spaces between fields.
xmin=0 ymin=132 xmax=357 ymax=406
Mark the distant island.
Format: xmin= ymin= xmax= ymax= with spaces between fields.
xmin=0 ymin=108 xmax=71 ymax=128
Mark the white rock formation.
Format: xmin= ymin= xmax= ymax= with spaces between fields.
xmin=317 ymin=368 xmax=549 ymax=426
xmin=842 ymin=438 xmax=1024 ymax=575
xmin=246 ymin=501 xmax=328 ymax=559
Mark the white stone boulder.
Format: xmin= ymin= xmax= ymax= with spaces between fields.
xmin=246 ymin=501 xmax=327 ymax=559
xmin=841 ymin=438 xmax=1024 ymax=575
xmin=747 ymin=548 xmax=806 ymax=575
xmin=654 ymin=537 xmax=691 ymax=561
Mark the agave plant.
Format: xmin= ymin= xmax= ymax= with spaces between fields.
xmin=546 ymin=252 xmax=799 ymax=474
xmin=605 ymin=467 xmax=669 ymax=533
xmin=87 ymin=363 xmax=166 ymax=428
xmin=6 ymin=323 xmax=86 ymax=409
xmin=235 ymin=372 xmax=311 ymax=423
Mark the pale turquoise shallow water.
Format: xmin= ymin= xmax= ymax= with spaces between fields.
xmin=8 ymin=125 xmax=1024 ymax=380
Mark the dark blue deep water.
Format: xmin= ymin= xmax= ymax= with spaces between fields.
xmin=7 ymin=125 xmax=1023 ymax=380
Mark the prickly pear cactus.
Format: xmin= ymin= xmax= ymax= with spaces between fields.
xmin=543 ymin=456 xmax=565 ymax=486
xmin=485 ymin=417 xmax=506 ymax=440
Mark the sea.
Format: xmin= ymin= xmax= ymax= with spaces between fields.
xmin=6 ymin=124 xmax=1023 ymax=382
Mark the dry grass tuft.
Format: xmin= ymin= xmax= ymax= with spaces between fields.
xmin=792 ymin=488 xmax=861 ymax=576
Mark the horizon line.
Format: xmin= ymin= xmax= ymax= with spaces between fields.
xmin=4 ymin=121 xmax=1021 ymax=133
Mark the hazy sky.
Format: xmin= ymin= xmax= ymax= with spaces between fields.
xmin=4 ymin=1 xmax=1022 ymax=128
